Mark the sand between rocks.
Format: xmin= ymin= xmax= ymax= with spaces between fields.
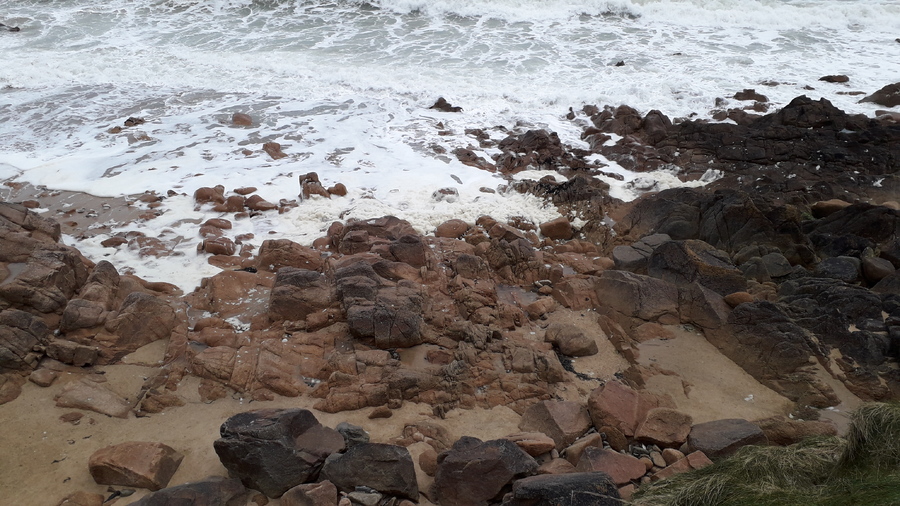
xmin=0 ymin=339 xmax=523 ymax=506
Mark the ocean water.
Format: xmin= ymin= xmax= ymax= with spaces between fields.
xmin=1 ymin=0 xmax=899 ymax=290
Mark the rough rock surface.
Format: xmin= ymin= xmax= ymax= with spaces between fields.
xmin=131 ymin=476 xmax=246 ymax=506
xmin=320 ymin=443 xmax=418 ymax=500
xmin=687 ymin=419 xmax=768 ymax=459
xmin=432 ymin=437 xmax=538 ymax=506
xmin=501 ymin=472 xmax=622 ymax=506
xmin=88 ymin=441 xmax=184 ymax=491
xmin=213 ymin=409 xmax=344 ymax=497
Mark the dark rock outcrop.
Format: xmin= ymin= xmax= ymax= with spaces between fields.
xmin=213 ymin=409 xmax=344 ymax=497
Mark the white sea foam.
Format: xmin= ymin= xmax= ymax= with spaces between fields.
xmin=2 ymin=0 xmax=899 ymax=290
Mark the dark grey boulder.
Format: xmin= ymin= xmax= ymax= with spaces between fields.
xmin=432 ymin=437 xmax=538 ymax=506
xmin=687 ymin=419 xmax=767 ymax=459
xmin=213 ymin=409 xmax=344 ymax=497
xmin=501 ymin=472 xmax=622 ymax=506
xmin=814 ymin=256 xmax=861 ymax=283
xmin=320 ymin=443 xmax=418 ymax=500
xmin=648 ymin=239 xmax=747 ymax=296
xmin=132 ymin=476 xmax=246 ymax=506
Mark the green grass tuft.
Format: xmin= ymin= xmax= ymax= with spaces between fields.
xmin=632 ymin=402 xmax=900 ymax=506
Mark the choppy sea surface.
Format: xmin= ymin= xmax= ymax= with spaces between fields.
xmin=1 ymin=0 xmax=899 ymax=290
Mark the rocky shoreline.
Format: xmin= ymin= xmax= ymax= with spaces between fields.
xmin=1 ymin=91 xmax=899 ymax=505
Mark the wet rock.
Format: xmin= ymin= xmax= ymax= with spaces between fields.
xmin=263 ymin=142 xmax=288 ymax=160
xmin=861 ymin=82 xmax=900 ymax=108
xmin=299 ymin=172 xmax=330 ymax=200
xmin=687 ymin=418 xmax=768 ymax=460
xmin=232 ymin=113 xmax=253 ymax=126
xmin=575 ymin=447 xmax=646 ymax=486
xmin=131 ymin=476 xmax=246 ymax=506
xmin=214 ymin=409 xmax=345 ymax=497
xmin=202 ymin=237 xmax=237 ymax=256
xmin=733 ymin=89 xmax=768 ymax=102
xmin=432 ymin=437 xmax=538 ymax=506
xmin=246 ymin=195 xmax=278 ymax=211
xmin=256 ymin=239 xmax=324 ymax=272
xmin=435 ymin=219 xmax=469 ymax=239
xmin=194 ymin=186 xmax=226 ymax=205
xmin=429 ymin=97 xmax=462 ymax=112
xmin=55 ymin=378 xmax=133 ymax=418
xmin=539 ymin=217 xmax=574 ymax=241
xmin=543 ymin=323 xmax=598 ymax=357
xmin=320 ymin=443 xmax=418 ymax=500
xmin=501 ymin=472 xmax=621 ymax=506
xmin=88 ymin=442 xmax=184 ymax=491
xmin=0 ymin=309 xmax=50 ymax=370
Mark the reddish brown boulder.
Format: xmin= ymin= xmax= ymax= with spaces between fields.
xmin=232 ymin=113 xmax=253 ymax=126
xmin=263 ymin=142 xmax=288 ymax=160
xmin=299 ymin=172 xmax=330 ymax=199
xmin=503 ymin=432 xmax=557 ymax=457
xmin=194 ymin=186 xmax=226 ymax=204
xmin=246 ymin=194 xmax=278 ymax=211
xmin=89 ymin=441 xmax=184 ymax=491
xmin=587 ymin=380 xmax=674 ymax=437
xmin=282 ymin=481 xmax=338 ymax=506
xmin=256 ymin=239 xmax=324 ymax=272
xmin=267 ymin=268 xmax=336 ymax=322
xmin=575 ymin=447 xmax=646 ymax=485
xmin=518 ymin=400 xmax=592 ymax=451
xmin=539 ymin=217 xmax=574 ymax=240
xmin=202 ymin=237 xmax=237 ymax=256
xmin=432 ymin=437 xmax=538 ymax=506
xmin=635 ymin=407 xmax=693 ymax=447
xmin=564 ymin=433 xmax=604 ymax=466
xmin=544 ymin=323 xmax=599 ymax=357
xmin=328 ymin=183 xmax=347 ymax=197
xmin=435 ymin=219 xmax=469 ymax=238
xmin=755 ymin=416 xmax=838 ymax=446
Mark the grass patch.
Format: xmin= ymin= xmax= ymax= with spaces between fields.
xmin=632 ymin=403 xmax=900 ymax=506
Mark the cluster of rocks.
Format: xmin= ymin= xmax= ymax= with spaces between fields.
xmin=3 ymin=92 xmax=899 ymax=504
xmin=65 ymin=397 xmax=818 ymax=505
